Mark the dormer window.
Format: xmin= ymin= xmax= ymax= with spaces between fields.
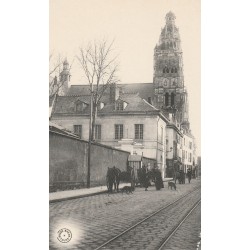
xmin=99 ymin=102 xmax=104 ymax=110
xmin=76 ymin=103 xmax=82 ymax=112
xmin=117 ymin=101 xmax=123 ymax=110
xmin=115 ymin=100 xmax=127 ymax=111
xmin=75 ymin=100 xmax=86 ymax=113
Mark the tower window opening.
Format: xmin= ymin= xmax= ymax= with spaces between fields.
xmin=170 ymin=42 xmax=173 ymax=48
xmin=171 ymin=68 xmax=174 ymax=73
xmin=165 ymin=93 xmax=169 ymax=106
xmin=171 ymin=93 xmax=175 ymax=106
xmin=167 ymin=42 xmax=169 ymax=49
xmin=175 ymin=67 xmax=177 ymax=73
xmin=166 ymin=68 xmax=169 ymax=73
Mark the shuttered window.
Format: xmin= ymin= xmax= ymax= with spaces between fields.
xmin=115 ymin=124 xmax=123 ymax=140
xmin=135 ymin=124 xmax=143 ymax=139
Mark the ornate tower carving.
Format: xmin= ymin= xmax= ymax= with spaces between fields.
xmin=59 ymin=58 xmax=71 ymax=95
xmin=153 ymin=11 xmax=189 ymax=129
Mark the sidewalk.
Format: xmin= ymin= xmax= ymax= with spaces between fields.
xmin=49 ymin=178 xmax=174 ymax=203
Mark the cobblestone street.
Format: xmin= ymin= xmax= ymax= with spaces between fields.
xmin=50 ymin=179 xmax=201 ymax=250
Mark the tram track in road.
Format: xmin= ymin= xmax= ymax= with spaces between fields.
xmin=158 ymin=199 xmax=201 ymax=250
xmin=94 ymin=186 xmax=201 ymax=250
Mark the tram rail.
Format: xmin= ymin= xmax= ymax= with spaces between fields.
xmin=157 ymin=199 xmax=201 ymax=250
xmin=94 ymin=186 xmax=201 ymax=250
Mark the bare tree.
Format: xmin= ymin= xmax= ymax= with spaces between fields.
xmin=49 ymin=53 xmax=74 ymax=97
xmin=77 ymin=40 xmax=119 ymax=140
xmin=77 ymin=40 xmax=119 ymax=188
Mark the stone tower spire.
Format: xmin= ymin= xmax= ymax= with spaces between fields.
xmin=59 ymin=58 xmax=71 ymax=95
xmin=153 ymin=11 xmax=189 ymax=128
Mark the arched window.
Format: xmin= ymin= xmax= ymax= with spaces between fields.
xmin=166 ymin=42 xmax=169 ymax=49
xmin=165 ymin=93 xmax=169 ymax=106
xmin=170 ymin=42 xmax=173 ymax=48
xmin=171 ymin=68 xmax=174 ymax=73
xmin=175 ymin=67 xmax=177 ymax=73
xmin=163 ymin=68 xmax=165 ymax=73
xmin=171 ymin=93 xmax=175 ymax=106
xmin=166 ymin=68 xmax=169 ymax=73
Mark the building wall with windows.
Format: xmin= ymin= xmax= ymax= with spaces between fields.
xmin=51 ymin=113 xmax=168 ymax=177
xmin=165 ymin=123 xmax=183 ymax=177
xmin=182 ymin=133 xmax=194 ymax=172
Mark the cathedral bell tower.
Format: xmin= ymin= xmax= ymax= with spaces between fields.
xmin=59 ymin=58 xmax=71 ymax=96
xmin=153 ymin=11 xmax=189 ymax=127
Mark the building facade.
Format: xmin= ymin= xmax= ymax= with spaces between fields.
xmin=51 ymin=90 xmax=171 ymax=177
xmin=50 ymin=11 xmax=198 ymax=179
xmin=182 ymin=132 xmax=195 ymax=172
xmin=152 ymin=11 xmax=190 ymax=129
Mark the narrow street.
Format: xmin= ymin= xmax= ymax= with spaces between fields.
xmin=50 ymin=179 xmax=201 ymax=250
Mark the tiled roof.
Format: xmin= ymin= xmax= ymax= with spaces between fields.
xmin=99 ymin=94 xmax=158 ymax=113
xmin=67 ymin=83 xmax=155 ymax=101
xmin=52 ymin=92 xmax=158 ymax=116
xmin=53 ymin=95 xmax=90 ymax=114
xmin=118 ymin=83 xmax=154 ymax=100
xmin=49 ymin=121 xmax=79 ymax=138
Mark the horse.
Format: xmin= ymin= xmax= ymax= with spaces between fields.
xmin=106 ymin=167 xmax=121 ymax=193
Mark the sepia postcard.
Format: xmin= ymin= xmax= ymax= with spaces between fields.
xmin=49 ymin=0 xmax=201 ymax=249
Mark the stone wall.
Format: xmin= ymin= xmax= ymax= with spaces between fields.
xmin=49 ymin=130 xmax=130 ymax=190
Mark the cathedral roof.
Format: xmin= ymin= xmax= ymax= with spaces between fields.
xmin=67 ymin=83 xmax=155 ymax=101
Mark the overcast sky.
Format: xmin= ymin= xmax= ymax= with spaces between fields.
xmin=50 ymin=0 xmax=200 ymax=155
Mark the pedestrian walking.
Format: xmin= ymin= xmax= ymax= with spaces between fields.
xmin=187 ymin=168 xmax=192 ymax=183
xmin=142 ymin=165 xmax=149 ymax=191
xmin=154 ymin=168 xmax=164 ymax=190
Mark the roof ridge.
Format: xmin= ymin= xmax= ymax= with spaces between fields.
xmin=61 ymin=94 xmax=90 ymax=97
xmin=118 ymin=82 xmax=153 ymax=85
xmin=142 ymin=98 xmax=158 ymax=110
xmin=69 ymin=82 xmax=153 ymax=87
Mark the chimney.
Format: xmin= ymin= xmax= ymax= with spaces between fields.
xmin=110 ymin=83 xmax=119 ymax=103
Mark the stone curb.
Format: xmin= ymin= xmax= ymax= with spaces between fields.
xmin=49 ymin=190 xmax=108 ymax=203
xmin=49 ymin=179 xmax=174 ymax=203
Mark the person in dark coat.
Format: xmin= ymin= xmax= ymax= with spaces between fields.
xmin=187 ymin=168 xmax=192 ymax=183
xmin=154 ymin=168 xmax=164 ymax=190
xmin=141 ymin=165 xmax=149 ymax=191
